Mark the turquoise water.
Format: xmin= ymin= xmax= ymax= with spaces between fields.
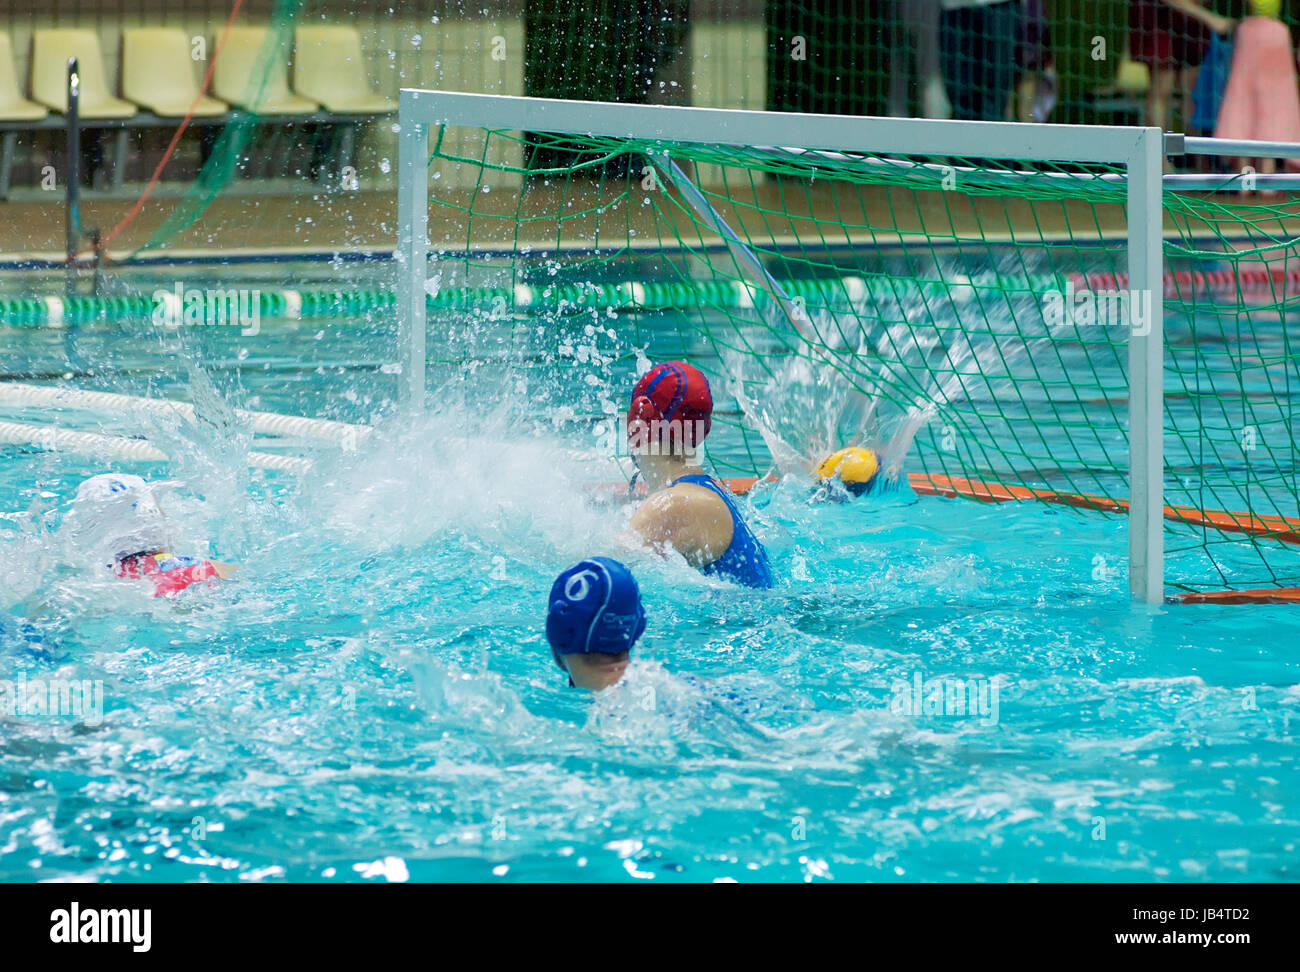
xmin=1 ymin=266 xmax=1297 ymax=882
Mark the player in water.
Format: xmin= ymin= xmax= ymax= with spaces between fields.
xmin=544 ymin=557 xmax=800 ymax=735
xmin=546 ymin=557 xmax=646 ymax=690
xmin=621 ymin=361 xmax=774 ymax=589
xmin=64 ymin=474 xmax=237 ymax=597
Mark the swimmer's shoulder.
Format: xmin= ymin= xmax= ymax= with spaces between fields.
xmin=631 ymin=482 xmax=734 ymax=564
xmin=650 ymin=480 xmax=732 ymax=520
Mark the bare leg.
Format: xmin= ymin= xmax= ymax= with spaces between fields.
xmin=1016 ymin=75 xmax=1036 ymax=122
xmin=890 ymin=1 xmax=950 ymax=118
xmin=912 ymin=0 xmax=949 ymax=118
xmin=1145 ymin=67 xmax=1177 ymax=170
xmin=1179 ymin=64 xmax=1200 ymax=132
xmin=886 ymin=0 xmax=914 ymax=117
xmin=1145 ymin=67 xmax=1174 ymax=131
xmin=881 ymin=0 xmax=947 ymax=118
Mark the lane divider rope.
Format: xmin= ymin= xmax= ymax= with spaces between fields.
xmin=0 ymin=267 xmax=1290 ymax=327
xmin=0 ymin=420 xmax=311 ymax=474
xmin=0 ymin=382 xmax=371 ymax=449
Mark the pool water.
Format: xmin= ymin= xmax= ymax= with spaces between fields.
xmin=0 ymin=268 xmax=1297 ymax=882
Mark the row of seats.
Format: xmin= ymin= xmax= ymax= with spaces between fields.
xmin=0 ymin=25 xmax=396 ymax=123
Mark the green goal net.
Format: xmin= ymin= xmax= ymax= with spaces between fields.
xmin=416 ymin=114 xmax=1300 ymax=599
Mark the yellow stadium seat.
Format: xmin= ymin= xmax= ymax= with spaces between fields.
xmin=0 ymin=31 xmax=46 ymax=121
xmin=30 ymin=29 xmax=136 ymax=118
xmin=293 ymin=26 xmax=396 ymax=113
xmin=213 ymin=26 xmax=318 ymax=114
xmin=121 ymin=28 xmax=228 ymax=117
xmin=1114 ymin=59 xmax=1151 ymax=95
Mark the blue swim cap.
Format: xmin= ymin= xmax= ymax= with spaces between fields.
xmin=546 ymin=558 xmax=646 ymax=668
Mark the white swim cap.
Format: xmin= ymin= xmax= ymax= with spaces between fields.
xmin=65 ymin=474 xmax=178 ymax=564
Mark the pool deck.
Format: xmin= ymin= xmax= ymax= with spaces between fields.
xmin=0 ymin=182 xmax=1295 ymax=264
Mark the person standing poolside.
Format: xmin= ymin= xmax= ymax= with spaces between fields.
xmin=622 ymin=361 xmax=774 ymax=589
xmin=546 ymin=557 xmax=646 ymax=690
xmin=1129 ymin=0 xmax=1233 ymax=134
xmin=939 ymin=0 xmax=1021 ymax=122
xmin=1213 ymin=0 xmax=1297 ymax=191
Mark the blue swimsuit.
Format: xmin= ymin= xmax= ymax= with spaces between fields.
xmin=671 ymin=474 xmax=774 ymax=589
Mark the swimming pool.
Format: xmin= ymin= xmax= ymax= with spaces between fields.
xmin=0 ymin=259 xmax=1297 ymax=882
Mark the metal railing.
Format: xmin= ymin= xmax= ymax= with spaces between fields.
xmin=64 ymin=56 xmax=103 ymax=297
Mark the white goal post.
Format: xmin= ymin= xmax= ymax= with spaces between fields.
xmin=395 ymin=88 xmax=1167 ymax=604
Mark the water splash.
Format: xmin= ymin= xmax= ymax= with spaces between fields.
xmin=723 ymin=256 xmax=1087 ymax=487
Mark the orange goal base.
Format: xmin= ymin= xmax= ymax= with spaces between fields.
xmin=724 ymin=473 xmax=1300 ymax=605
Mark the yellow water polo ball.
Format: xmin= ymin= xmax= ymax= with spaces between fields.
xmin=1252 ymin=0 xmax=1281 ymax=18
xmin=815 ymin=446 xmax=879 ymax=496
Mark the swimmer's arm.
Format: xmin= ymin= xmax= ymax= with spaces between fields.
xmin=1161 ymin=0 xmax=1234 ymax=34
xmin=209 ymin=561 xmax=239 ymax=579
xmin=621 ymin=489 xmax=728 ymax=567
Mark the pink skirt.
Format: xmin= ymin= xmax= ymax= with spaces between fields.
xmin=1216 ymin=18 xmax=1300 ymax=153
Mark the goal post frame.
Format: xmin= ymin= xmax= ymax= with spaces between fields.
xmin=396 ymin=105 xmax=428 ymax=413
xmin=395 ymin=88 xmax=1167 ymax=603
xmin=1125 ymin=131 xmax=1165 ymax=606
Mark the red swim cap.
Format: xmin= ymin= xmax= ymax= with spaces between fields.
xmin=627 ymin=361 xmax=713 ymax=454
